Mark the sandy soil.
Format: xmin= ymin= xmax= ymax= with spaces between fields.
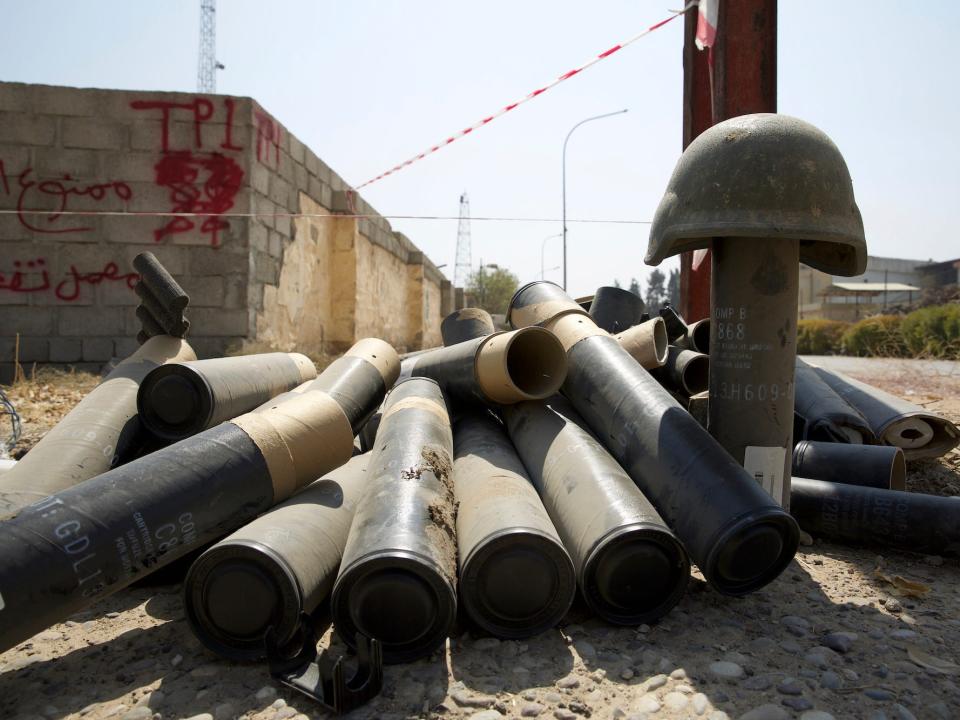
xmin=1 ymin=360 xmax=959 ymax=720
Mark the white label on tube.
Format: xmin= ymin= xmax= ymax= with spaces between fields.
xmin=744 ymin=446 xmax=786 ymax=507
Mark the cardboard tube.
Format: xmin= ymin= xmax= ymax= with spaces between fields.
xmin=0 ymin=335 xmax=196 ymax=518
xmin=792 ymin=441 xmax=906 ymax=491
xmin=793 ymin=359 xmax=875 ymax=444
xmin=615 ymin=318 xmax=669 ymax=369
xmin=652 ymin=346 xmax=710 ymax=396
xmin=137 ymin=352 xmax=317 ymax=441
xmin=441 ymin=308 xmax=496 ymax=346
xmin=589 ymin=286 xmax=645 ymax=333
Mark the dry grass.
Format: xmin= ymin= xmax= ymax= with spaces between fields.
xmin=1 ymin=366 xmax=100 ymax=456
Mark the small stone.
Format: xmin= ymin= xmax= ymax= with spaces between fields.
xmin=739 ymin=704 xmax=790 ymax=720
xmin=271 ymin=699 xmax=287 ymax=709
xmin=658 ymin=657 xmax=673 ymax=672
xmin=663 ymin=692 xmax=689 ymax=711
xmin=143 ymin=690 xmax=165 ymax=709
xmin=37 ymin=631 xmax=61 ymax=642
xmin=804 ymin=648 xmax=835 ymax=669
xmin=927 ymin=702 xmax=951 ymax=719
xmin=545 ymin=693 xmax=562 ymax=703
xmin=777 ymin=679 xmax=803 ymax=695
xmin=574 ymin=640 xmax=596 ymax=658
xmin=557 ymin=676 xmax=580 ymax=689
xmin=645 ymin=674 xmax=668 ymax=691
xmin=470 ymin=711 xmax=503 ymax=720
xmin=620 ymin=669 xmax=634 ymax=680
xmin=821 ymin=632 xmax=856 ymax=654
xmin=256 ymin=686 xmax=278 ymax=701
xmin=885 ymin=598 xmax=903 ymax=613
xmin=523 ymin=692 xmax=537 ymax=702
xmin=171 ymin=654 xmax=183 ymax=667
xmin=891 ymin=705 xmax=916 ymax=720
xmin=273 ymin=709 xmax=297 ymax=720
xmin=864 ymin=688 xmax=895 ymax=701
xmin=634 ymin=695 xmax=660 ymax=714
xmin=637 ymin=624 xmax=650 ymax=634
xmin=590 ymin=668 xmax=606 ymax=683
xmin=190 ymin=664 xmax=220 ymax=678
xmin=452 ymin=691 xmax=497 ymax=709
xmin=799 ymin=713 xmax=835 ymax=720
xmin=121 ymin=708 xmax=152 ymax=720
xmin=709 ymin=660 xmax=744 ymax=680
xmin=692 ymin=693 xmax=709 ymax=715
xmin=798 ymin=530 xmax=814 ymax=546
xmin=213 ymin=703 xmax=235 ymax=720
xmin=820 ymin=671 xmax=841 ymax=689
xmin=183 ymin=715 xmax=214 ymax=720
xmin=780 ymin=640 xmax=802 ymax=654
xmin=890 ymin=629 xmax=917 ymax=640
xmin=554 ymin=711 xmax=577 ymax=720
xmin=749 ymin=637 xmax=776 ymax=653
xmin=744 ymin=675 xmax=775 ymax=691
xmin=841 ymin=669 xmax=859 ymax=681
xmin=670 ymin=668 xmax=687 ymax=679
xmin=783 ymin=697 xmax=813 ymax=711
xmin=781 ymin=616 xmax=810 ymax=630
xmin=522 ymin=703 xmax=545 ymax=717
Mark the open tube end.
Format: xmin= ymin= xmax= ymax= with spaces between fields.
xmin=476 ymin=328 xmax=568 ymax=404
xmin=679 ymin=352 xmax=710 ymax=395
xmin=689 ymin=319 xmax=711 ymax=354
xmin=615 ymin=318 xmax=669 ymax=370
xmin=890 ymin=448 xmax=907 ymax=491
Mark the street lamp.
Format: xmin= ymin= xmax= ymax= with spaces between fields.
xmin=541 ymin=232 xmax=562 ymax=279
xmin=562 ymin=109 xmax=628 ymax=291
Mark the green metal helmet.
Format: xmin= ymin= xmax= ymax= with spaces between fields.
xmin=646 ymin=114 xmax=867 ymax=276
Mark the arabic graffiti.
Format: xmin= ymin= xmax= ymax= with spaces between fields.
xmin=130 ymin=96 xmax=246 ymax=246
xmin=0 ymin=258 xmax=139 ymax=302
xmin=0 ymin=159 xmax=132 ymax=234
xmin=254 ymin=109 xmax=282 ymax=167
xmin=152 ymin=152 xmax=244 ymax=247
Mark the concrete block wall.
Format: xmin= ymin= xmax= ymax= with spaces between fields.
xmin=0 ymin=82 xmax=454 ymax=377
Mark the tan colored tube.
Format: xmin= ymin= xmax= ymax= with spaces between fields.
xmin=345 ymin=338 xmax=401 ymax=388
xmin=0 ymin=335 xmax=196 ymax=517
xmin=475 ymin=327 xmax=567 ymax=403
xmin=232 ymin=390 xmax=355 ymax=502
xmin=615 ymin=318 xmax=669 ymax=369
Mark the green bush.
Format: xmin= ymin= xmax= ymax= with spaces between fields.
xmin=841 ymin=315 xmax=908 ymax=357
xmin=797 ymin=319 xmax=848 ymax=354
xmin=900 ymin=304 xmax=960 ymax=359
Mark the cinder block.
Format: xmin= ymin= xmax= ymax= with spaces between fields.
xmin=114 ymin=337 xmax=140 ymax=359
xmin=294 ymin=162 xmax=308 ymax=194
xmin=250 ymin=164 xmax=270 ymax=195
xmin=223 ymin=274 xmax=248 ymax=309
xmin=189 ymin=247 xmax=249 ymax=276
xmin=178 ymin=275 xmax=224 ymax=307
xmin=305 ymin=151 xmax=321 ymax=179
xmin=189 ymin=308 xmax=250 ymax=337
xmin=249 ymin=222 xmax=269 ymax=252
xmin=0 ymin=336 xmax=48 ymax=362
xmin=277 ymin=152 xmax=295 ymax=184
xmin=0 ymin=84 xmax=28 ymax=112
xmin=31 ymin=86 xmax=103 ymax=116
xmin=98 ymin=151 xmax=160 ymax=183
xmin=32 ymin=147 xmax=100 ymax=180
xmin=0 ymin=306 xmax=54 ymax=335
xmin=61 ymin=118 xmax=126 ymax=150
xmin=268 ymin=231 xmax=284 ymax=259
xmin=253 ymin=193 xmax=275 ymax=230
xmin=82 ymin=337 xmax=115 ymax=362
xmin=268 ymin=176 xmax=292 ymax=208
xmin=187 ymin=335 xmax=235 ymax=360
xmin=101 ymin=213 xmax=161 ymax=246
xmin=49 ymin=337 xmax=83 ymax=362
xmin=253 ymin=252 xmax=279 ymax=285
xmin=96 ymin=280 xmax=139 ymax=307
xmin=57 ymin=306 xmax=125 ymax=336
xmin=129 ymin=120 xmax=165 ymax=151
xmin=288 ymin=135 xmax=305 ymax=165
xmin=0 ymin=112 xmax=56 ymax=145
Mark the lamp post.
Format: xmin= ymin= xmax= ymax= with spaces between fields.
xmin=562 ymin=109 xmax=628 ymax=291
xmin=541 ymin=233 xmax=561 ymax=279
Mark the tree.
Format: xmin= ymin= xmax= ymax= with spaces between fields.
xmin=466 ymin=264 xmax=520 ymax=316
xmin=628 ymin=277 xmax=641 ymax=297
xmin=645 ymin=269 xmax=666 ymax=309
xmin=613 ymin=278 xmax=622 ymax=288
xmin=666 ymin=269 xmax=680 ymax=307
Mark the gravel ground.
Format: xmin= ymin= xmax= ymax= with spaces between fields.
xmin=1 ymin=358 xmax=959 ymax=720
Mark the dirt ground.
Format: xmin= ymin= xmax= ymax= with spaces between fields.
xmin=1 ymin=359 xmax=959 ymax=720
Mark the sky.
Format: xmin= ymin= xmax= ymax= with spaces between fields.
xmin=1 ymin=1 xmax=957 ymax=298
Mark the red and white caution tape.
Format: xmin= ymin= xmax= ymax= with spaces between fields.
xmin=355 ymin=3 xmax=696 ymax=189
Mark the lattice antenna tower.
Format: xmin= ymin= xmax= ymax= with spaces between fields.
xmin=454 ymin=192 xmax=472 ymax=288
xmin=197 ymin=0 xmax=219 ymax=93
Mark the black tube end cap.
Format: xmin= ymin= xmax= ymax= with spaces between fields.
xmin=582 ymin=525 xmax=690 ymax=625
xmin=184 ymin=542 xmax=302 ymax=661
xmin=138 ymin=365 xmax=212 ymax=441
xmin=705 ymin=511 xmax=801 ymax=596
xmin=332 ymin=553 xmax=456 ymax=664
xmin=460 ymin=530 xmax=576 ymax=639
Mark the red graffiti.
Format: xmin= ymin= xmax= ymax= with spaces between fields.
xmin=0 ymin=160 xmax=132 ymax=234
xmin=0 ymin=258 xmax=138 ymax=302
xmin=254 ymin=110 xmax=282 ymax=167
xmin=130 ymin=97 xmax=243 ymax=154
xmin=152 ymin=152 xmax=244 ymax=247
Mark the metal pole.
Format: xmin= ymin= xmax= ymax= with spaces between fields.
xmin=541 ymin=233 xmax=561 ymax=280
xmin=562 ymin=109 xmax=628 ymax=291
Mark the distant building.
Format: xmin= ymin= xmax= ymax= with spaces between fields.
xmin=798 ymin=255 xmax=953 ymax=321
